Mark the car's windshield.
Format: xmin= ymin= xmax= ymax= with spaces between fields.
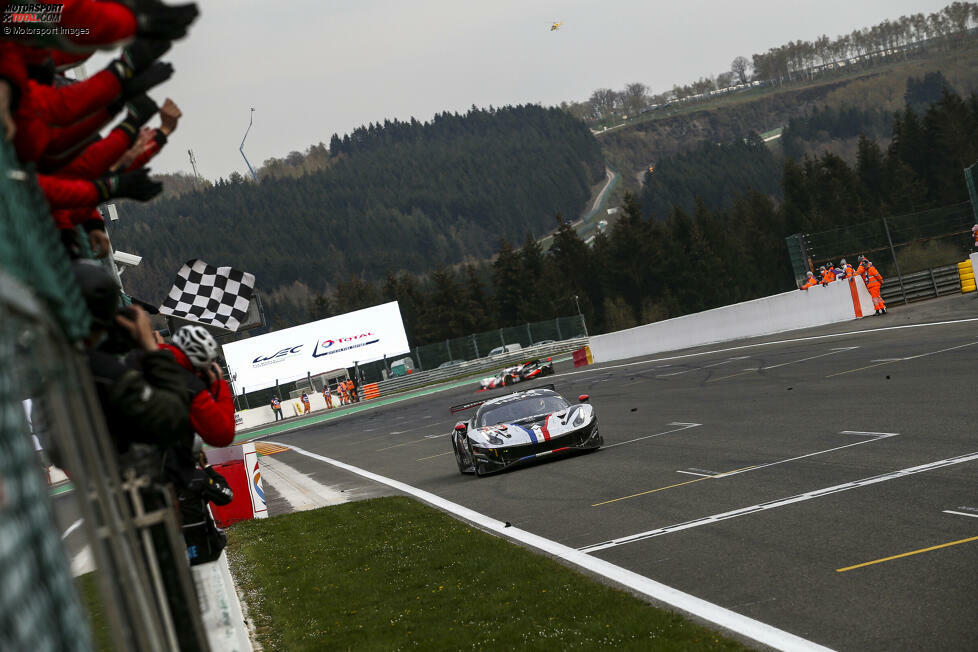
xmin=478 ymin=395 xmax=569 ymax=426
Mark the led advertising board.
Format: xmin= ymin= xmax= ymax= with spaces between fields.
xmin=222 ymin=301 xmax=409 ymax=391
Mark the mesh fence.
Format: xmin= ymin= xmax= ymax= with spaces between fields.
xmin=408 ymin=315 xmax=586 ymax=372
xmin=0 ymin=310 xmax=93 ymax=652
xmin=0 ymin=136 xmax=90 ymax=341
xmin=788 ymin=201 xmax=977 ymax=280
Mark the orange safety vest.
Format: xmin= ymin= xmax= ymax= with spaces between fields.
xmin=842 ymin=265 xmax=854 ymax=278
xmin=820 ymin=269 xmax=835 ymax=285
xmin=801 ymin=276 xmax=817 ymax=290
xmin=864 ymin=265 xmax=883 ymax=288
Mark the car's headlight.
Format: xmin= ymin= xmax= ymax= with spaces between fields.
xmin=572 ymin=409 xmax=586 ymax=427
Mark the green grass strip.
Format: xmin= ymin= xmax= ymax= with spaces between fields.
xmin=227 ymin=497 xmax=752 ymax=651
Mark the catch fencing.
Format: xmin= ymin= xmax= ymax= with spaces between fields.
xmin=786 ymin=201 xmax=977 ymax=300
xmin=880 ymin=264 xmax=961 ymax=303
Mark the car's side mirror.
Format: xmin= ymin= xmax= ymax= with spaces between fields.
xmin=578 ymin=395 xmax=590 ymax=403
xmin=454 ymin=423 xmax=467 ymax=432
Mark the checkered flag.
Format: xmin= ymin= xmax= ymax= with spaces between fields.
xmin=159 ymin=259 xmax=256 ymax=331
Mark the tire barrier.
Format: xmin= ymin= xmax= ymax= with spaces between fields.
xmin=958 ymin=259 xmax=975 ymax=293
xmin=361 ymin=383 xmax=380 ymax=400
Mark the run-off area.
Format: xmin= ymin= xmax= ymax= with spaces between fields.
xmin=267 ymin=318 xmax=978 ymax=652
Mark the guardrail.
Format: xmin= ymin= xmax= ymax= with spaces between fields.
xmin=370 ymin=338 xmax=588 ymax=397
xmin=882 ymin=265 xmax=959 ymax=303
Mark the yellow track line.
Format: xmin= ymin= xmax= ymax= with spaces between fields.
xmin=836 ymin=535 xmax=978 ymax=572
xmin=592 ymin=465 xmax=757 ymax=506
xmin=826 ymin=360 xmax=896 ymax=378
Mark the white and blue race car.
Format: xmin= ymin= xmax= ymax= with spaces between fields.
xmin=450 ymin=385 xmax=601 ymax=476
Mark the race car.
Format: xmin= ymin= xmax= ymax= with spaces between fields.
xmin=451 ymin=385 xmax=601 ymax=476
xmin=477 ymin=358 xmax=554 ymax=390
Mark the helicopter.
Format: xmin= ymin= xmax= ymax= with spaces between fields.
xmin=550 ymin=21 xmax=562 ymax=31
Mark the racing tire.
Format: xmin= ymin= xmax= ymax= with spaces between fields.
xmin=504 ymin=375 xmax=514 ymax=386
xmin=452 ymin=439 xmax=469 ymax=475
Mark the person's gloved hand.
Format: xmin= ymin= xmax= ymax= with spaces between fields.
xmin=118 ymin=95 xmax=159 ymax=140
xmin=94 ymin=168 xmax=163 ymax=202
xmin=121 ymin=62 xmax=174 ymax=99
xmin=135 ymin=2 xmax=200 ymax=40
xmin=108 ymin=39 xmax=171 ymax=81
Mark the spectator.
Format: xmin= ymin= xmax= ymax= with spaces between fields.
xmin=271 ymin=396 xmax=283 ymax=421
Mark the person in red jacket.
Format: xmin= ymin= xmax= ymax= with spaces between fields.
xmin=162 ymin=325 xmax=236 ymax=448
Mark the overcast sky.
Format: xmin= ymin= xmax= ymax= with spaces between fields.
xmin=100 ymin=0 xmax=954 ymax=179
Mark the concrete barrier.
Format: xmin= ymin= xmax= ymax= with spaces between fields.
xmin=589 ymin=277 xmax=874 ymax=364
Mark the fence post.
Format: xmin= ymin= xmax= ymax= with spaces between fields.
xmin=414 ymin=348 xmax=424 ymax=372
xmin=445 ymin=339 xmax=452 ymax=361
xmin=555 ymin=317 xmax=562 ymax=340
xmin=275 ymin=379 xmax=280 ymax=401
xmin=498 ymin=328 xmax=505 ymax=348
xmin=929 ymin=267 xmax=939 ymax=297
xmin=525 ymin=323 xmax=532 ymax=344
xmin=471 ymin=334 xmax=479 ymax=358
xmin=307 ymin=371 xmax=312 ymax=391
xmin=882 ymin=217 xmax=908 ymax=305
xmin=242 ymin=387 xmax=249 ymax=410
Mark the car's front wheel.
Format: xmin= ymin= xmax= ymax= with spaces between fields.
xmin=453 ymin=438 xmax=470 ymax=474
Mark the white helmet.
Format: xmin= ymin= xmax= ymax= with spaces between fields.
xmin=172 ymin=325 xmax=219 ymax=369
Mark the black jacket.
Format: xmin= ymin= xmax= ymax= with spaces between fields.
xmin=88 ymin=349 xmax=191 ymax=454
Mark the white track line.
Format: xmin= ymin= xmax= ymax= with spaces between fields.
xmin=280 ymin=442 xmax=834 ymax=652
xmin=943 ymin=510 xmax=978 ymax=519
xmin=711 ymin=433 xmax=898 ymax=480
xmin=676 ymin=470 xmax=713 ymax=477
xmin=61 ymin=518 xmax=83 ymax=540
xmin=580 ymin=451 xmax=978 ymax=554
xmin=603 ymin=423 xmax=702 ymax=449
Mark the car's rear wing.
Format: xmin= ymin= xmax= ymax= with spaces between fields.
xmin=450 ymin=399 xmax=487 ymax=414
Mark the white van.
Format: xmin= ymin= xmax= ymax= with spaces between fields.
xmin=488 ymin=343 xmax=522 ymax=356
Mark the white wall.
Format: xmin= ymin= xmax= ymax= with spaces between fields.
xmin=589 ymin=277 xmax=874 ymax=364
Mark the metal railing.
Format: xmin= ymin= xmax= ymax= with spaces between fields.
xmin=370 ymin=338 xmax=588 ymax=397
xmin=881 ymin=264 xmax=961 ymax=303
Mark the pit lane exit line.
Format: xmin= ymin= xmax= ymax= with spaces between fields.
xmin=602 ymin=423 xmax=702 ymax=449
xmin=279 ymin=442 xmax=834 ymax=652
xmin=580 ymin=450 xmax=978 ymax=554
xmin=592 ymin=432 xmax=898 ymax=506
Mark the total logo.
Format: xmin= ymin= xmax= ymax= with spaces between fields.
xmin=312 ymin=332 xmax=380 ymax=358
xmin=251 ymin=344 xmax=303 ymax=366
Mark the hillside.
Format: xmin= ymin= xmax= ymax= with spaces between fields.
xmin=109 ymin=105 xmax=604 ymax=309
xmin=598 ymin=44 xmax=978 ymax=185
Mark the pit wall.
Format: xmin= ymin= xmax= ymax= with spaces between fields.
xmin=589 ymin=276 xmax=875 ymax=364
xmin=234 ymin=391 xmax=340 ymax=430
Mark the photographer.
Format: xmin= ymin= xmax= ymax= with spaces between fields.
xmin=158 ymin=325 xmax=235 ymax=448
xmin=168 ymin=435 xmax=233 ymax=566
xmin=73 ymin=259 xmax=190 ymax=454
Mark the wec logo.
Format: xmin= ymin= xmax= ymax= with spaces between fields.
xmin=252 ymin=345 xmax=303 ymax=365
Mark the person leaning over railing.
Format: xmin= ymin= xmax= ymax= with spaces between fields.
xmin=72 ymin=259 xmax=191 ymax=454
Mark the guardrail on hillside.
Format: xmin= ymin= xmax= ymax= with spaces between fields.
xmin=881 ymin=265 xmax=959 ymax=304
xmin=371 ymin=338 xmax=588 ymax=397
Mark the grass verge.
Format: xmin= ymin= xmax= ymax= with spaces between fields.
xmin=76 ymin=572 xmax=113 ymax=651
xmin=227 ymin=496 xmax=752 ymax=651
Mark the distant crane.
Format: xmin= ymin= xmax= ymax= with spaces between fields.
xmin=239 ymin=107 xmax=257 ymax=181
xmin=188 ymin=149 xmax=203 ymax=185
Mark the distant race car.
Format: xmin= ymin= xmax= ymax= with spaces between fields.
xmin=477 ymin=358 xmax=554 ymax=390
xmin=451 ymin=385 xmax=601 ymax=476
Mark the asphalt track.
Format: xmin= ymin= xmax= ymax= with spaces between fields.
xmin=263 ymin=295 xmax=978 ymax=650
